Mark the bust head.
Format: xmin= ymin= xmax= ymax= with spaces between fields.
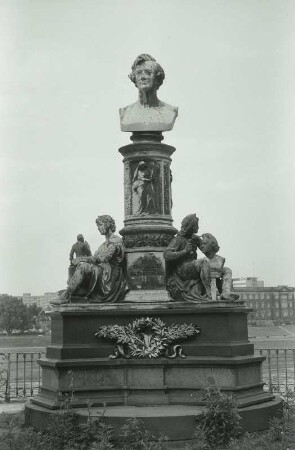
xmin=95 ymin=215 xmax=116 ymax=236
xmin=200 ymin=233 xmax=220 ymax=255
xmin=77 ymin=234 xmax=84 ymax=242
xmin=129 ymin=54 xmax=165 ymax=93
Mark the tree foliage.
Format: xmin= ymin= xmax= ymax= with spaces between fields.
xmin=0 ymin=295 xmax=43 ymax=334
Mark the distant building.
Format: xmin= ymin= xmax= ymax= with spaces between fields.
xmin=233 ymin=277 xmax=264 ymax=288
xmin=22 ymin=292 xmax=57 ymax=310
xmin=233 ymin=285 xmax=295 ymax=322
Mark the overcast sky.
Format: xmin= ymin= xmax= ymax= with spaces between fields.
xmin=0 ymin=0 xmax=294 ymax=296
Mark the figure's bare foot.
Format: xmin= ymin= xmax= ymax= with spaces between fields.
xmin=220 ymin=293 xmax=240 ymax=302
xmin=50 ymin=291 xmax=71 ymax=305
xmin=201 ymin=294 xmax=212 ymax=301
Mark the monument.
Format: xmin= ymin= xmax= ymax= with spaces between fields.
xmin=25 ymin=54 xmax=281 ymax=443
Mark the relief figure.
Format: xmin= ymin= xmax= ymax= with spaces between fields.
xmin=132 ymin=161 xmax=156 ymax=215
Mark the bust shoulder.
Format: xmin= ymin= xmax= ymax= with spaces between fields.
xmin=119 ymin=100 xmax=178 ymax=132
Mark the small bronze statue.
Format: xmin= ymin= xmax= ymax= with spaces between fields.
xmin=68 ymin=234 xmax=92 ymax=284
xmin=52 ymin=216 xmax=128 ymax=305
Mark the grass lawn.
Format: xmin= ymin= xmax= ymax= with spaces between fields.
xmin=0 ymin=334 xmax=51 ymax=352
xmin=248 ymin=325 xmax=295 ymax=337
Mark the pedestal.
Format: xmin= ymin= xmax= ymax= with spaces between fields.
xmin=119 ymin=132 xmax=177 ymax=295
xmin=25 ymin=302 xmax=282 ymax=438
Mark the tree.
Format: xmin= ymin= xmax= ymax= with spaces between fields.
xmin=0 ymin=295 xmax=35 ymax=334
xmin=27 ymin=303 xmax=43 ymax=330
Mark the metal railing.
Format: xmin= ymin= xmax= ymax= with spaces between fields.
xmin=0 ymin=349 xmax=294 ymax=402
xmin=254 ymin=348 xmax=295 ymax=393
xmin=0 ymin=352 xmax=45 ymax=402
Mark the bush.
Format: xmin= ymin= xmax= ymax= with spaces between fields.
xmin=0 ymin=403 xmax=168 ymax=450
xmin=0 ymin=398 xmax=114 ymax=450
xmin=273 ymin=319 xmax=283 ymax=326
xmin=194 ymin=386 xmax=242 ymax=448
xmin=120 ymin=418 xmax=168 ymax=450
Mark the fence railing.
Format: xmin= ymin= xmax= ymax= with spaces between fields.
xmin=254 ymin=348 xmax=295 ymax=394
xmin=0 ymin=349 xmax=294 ymax=402
xmin=0 ymin=352 xmax=45 ymax=402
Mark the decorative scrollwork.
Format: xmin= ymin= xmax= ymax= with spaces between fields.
xmin=123 ymin=232 xmax=175 ymax=248
xmin=95 ymin=317 xmax=200 ymax=359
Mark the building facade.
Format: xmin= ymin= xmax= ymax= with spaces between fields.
xmin=22 ymin=292 xmax=57 ymax=310
xmin=233 ymin=285 xmax=295 ymax=322
xmin=233 ymin=277 xmax=264 ymax=288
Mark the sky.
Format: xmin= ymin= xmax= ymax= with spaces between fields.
xmin=0 ymin=0 xmax=294 ymax=296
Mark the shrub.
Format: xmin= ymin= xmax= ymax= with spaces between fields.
xmin=120 ymin=417 xmax=168 ymax=450
xmin=0 ymin=400 xmax=114 ymax=450
xmin=195 ymin=386 xmax=242 ymax=448
xmin=273 ymin=319 xmax=283 ymax=326
xmin=281 ymin=388 xmax=295 ymax=421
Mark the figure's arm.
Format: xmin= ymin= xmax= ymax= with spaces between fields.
xmin=84 ymin=241 xmax=92 ymax=256
xmin=98 ymin=243 xmax=117 ymax=263
xmin=86 ymin=251 xmax=102 ymax=264
xmin=163 ymin=238 xmax=191 ymax=262
xmin=85 ymin=243 xmax=117 ymax=265
xmin=69 ymin=246 xmax=75 ymax=261
xmin=72 ymin=255 xmax=96 ymax=265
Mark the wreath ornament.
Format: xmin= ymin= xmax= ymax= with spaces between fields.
xmin=95 ymin=317 xmax=200 ymax=359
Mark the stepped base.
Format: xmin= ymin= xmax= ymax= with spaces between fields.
xmin=25 ymin=397 xmax=282 ymax=438
xmin=27 ymin=301 xmax=282 ymax=439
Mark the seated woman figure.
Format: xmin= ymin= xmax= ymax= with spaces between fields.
xmin=52 ymin=215 xmax=128 ymax=305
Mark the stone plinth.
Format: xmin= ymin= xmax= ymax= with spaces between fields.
xmin=119 ymin=132 xmax=177 ymax=293
xmin=25 ymin=302 xmax=282 ymax=436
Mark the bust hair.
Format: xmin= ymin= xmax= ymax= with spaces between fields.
xmin=201 ymin=233 xmax=220 ymax=253
xmin=95 ymin=215 xmax=116 ymax=232
xmin=129 ymin=54 xmax=165 ymax=89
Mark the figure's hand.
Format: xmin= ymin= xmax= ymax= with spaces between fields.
xmin=185 ymin=242 xmax=193 ymax=254
xmin=72 ymin=257 xmax=87 ymax=265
